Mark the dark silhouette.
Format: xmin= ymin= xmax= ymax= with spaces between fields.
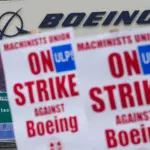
xmin=0 ymin=55 xmax=6 ymax=91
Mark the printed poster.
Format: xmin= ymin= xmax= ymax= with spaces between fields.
xmin=1 ymin=28 xmax=90 ymax=150
xmin=75 ymin=28 xmax=150 ymax=150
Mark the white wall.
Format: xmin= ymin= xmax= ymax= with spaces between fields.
xmin=0 ymin=0 xmax=150 ymax=37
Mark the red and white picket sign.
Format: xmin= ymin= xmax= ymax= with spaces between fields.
xmin=0 ymin=28 xmax=91 ymax=150
xmin=75 ymin=28 xmax=150 ymax=150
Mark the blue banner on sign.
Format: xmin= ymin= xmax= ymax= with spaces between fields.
xmin=0 ymin=123 xmax=15 ymax=139
xmin=52 ymin=44 xmax=76 ymax=72
xmin=138 ymin=45 xmax=150 ymax=75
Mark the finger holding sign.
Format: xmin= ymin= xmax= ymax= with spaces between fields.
xmin=109 ymin=28 xmax=120 ymax=33
xmin=29 ymin=28 xmax=40 ymax=34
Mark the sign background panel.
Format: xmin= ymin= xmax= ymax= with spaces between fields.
xmin=1 ymin=28 xmax=91 ymax=150
xmin=75 ymin=27 xmax=150 ymax=150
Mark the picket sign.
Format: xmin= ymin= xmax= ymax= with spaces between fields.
xmin=75 ymin=27 xmax=150 ymax=150
xmin=0 ymin=28 xmax=91 ymax=150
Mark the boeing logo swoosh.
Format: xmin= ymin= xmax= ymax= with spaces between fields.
xmin=0 ymin=8 xmax=28 ymax=40
xmin=0 ymin=8 xmax=150 ymax=40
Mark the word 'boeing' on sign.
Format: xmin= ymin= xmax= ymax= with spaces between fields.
xmin=39 ymin=10 xmax=150 ymax=28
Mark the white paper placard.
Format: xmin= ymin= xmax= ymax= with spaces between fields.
xmin=1 ymin=28 xmax=90 ymax=150
xmin=75 ymin=27 xmax=150 ymax=150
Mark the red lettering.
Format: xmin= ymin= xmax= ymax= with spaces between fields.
xmin=104 ymin=85 xmax=116 ymax=110
xmin=141 ymin=124 xmax=148 ymax=143
xmin=34 ymin=109 xmax=39 ymax=116
xmin=108 ymin=53 xmax=124 ymax=78
xmin=105 ymin=124 xmax=150 ymax=148
xmin=116 ymin=115 xmax=122 ymax=125
xmin=105 ymin=129 xmax=117 ymax=148
xmin=89 ymin=87 xmax=105 ymax=112
xmin=59 ymin=118 xmax=69 ymax=132
xmin=130 ymin=129 xmax=140 ymax=144
xmin=48 ymin=78 xmax=56 ymax=100
xmin=85 ymin=42 xmax=91 ymax=50
xmin=14 ymin=74 xmax=78 ymax=106
xmin=49 ymin=33 xmax=70 ymax=43
xmin=46 ymin=121 xmax=54 ymax=134
xmin=56 ymin=75 xmax=69 ymax=98
xmin=26 ymin=121 xmax=36 ymax=137
xmin=77 ymin=43 xmax=84 ymax=51
xmin=25 ymin=81 xmax=35 ymax=104
xmin=118 ymin=83 xmax=135 ymax=108
xmin=4 ymin=44 xmax=10 ymax=51
xmin=134 ymin=81 xmax=143 ymax=106
xmin=124 ymin=51 xmax=141 ymax=76
xmin=28 ymin=52 xmax=41 ymax=75
xmin=36 ymin=80 xmax=49 ymax=102
xmin=119 ymin=131 xmax=129 ymax=146
xmin=37 ymin=122 xmax=45 ymax=136
xmin=13 ymin=83 xmax=26 ymax=106
xmin=91 ymin=41 xmax=97 ymax=49
xmin=26 ymin=116 xmax=78 ymax=138
xmin=127 ymin=36 xmax=132 ymax=44
xmin=143 ymin=80 xmax=150 ymax=104
xmin=40 ymin=50 xmax=54 ymax=72
xmin=68 ymin=74 xmax=79 ymax=97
